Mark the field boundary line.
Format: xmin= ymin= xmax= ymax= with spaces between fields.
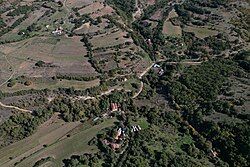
xmin=0 ymin=54 xmax=15 ymax=87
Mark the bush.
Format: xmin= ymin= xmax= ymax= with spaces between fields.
xmin=24 ymin=80 xmax=32 ymax=86
xmin=35 ymin=60 xmax=45 ymax=67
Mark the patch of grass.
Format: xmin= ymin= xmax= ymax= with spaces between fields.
xmin=175 ymin=134 xmax=193 ymax=150
xmin=1 ymin=79 xmax=100 ymax=93
xmin=184 ymin=26 xmax=218 ymax=39
xmin=122 ymin=78 xmax=141 ymax=91
xmin=134 ymin=117 xmax=149 ymax=129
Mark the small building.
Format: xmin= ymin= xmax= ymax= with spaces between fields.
xmin=115 ymin=128 xmax=123 ymax=140
xmin=93 ymin=117 xmax=100 ymax=122
xmin=153 ymin=64 xmax=161 ymax=68
xmin=111 ymin=103 xmax=118 ymax=112
xmin=146 ymin=39 xmax=153 ymax=46
xmin=211 ymin=150 xmax=218 ymax=157
xmin=110 ymin=143 xmax=121 ymax=150
xmin=158 ymin=69 xmax=164 ymax=76
xmin=52 ymin=27 xmax=63 ymax=36
xmin=103 ymin=139 xmax=121 ymax=150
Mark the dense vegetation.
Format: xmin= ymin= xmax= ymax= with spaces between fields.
xmin=6 ymin=5 xmax=32 ymax=16
xmin=107 ymin=0 xmax=136 ymax=19
xmin=170 ymin=59 xmax=241 ymax=103
xmin=63 ymin=59 xmax=249 ymax=167
xmin=143 ymin=59 xmax=250 ymax=167
xmin=0 ymin=108 xmax=53 ymax=147
xmin=0 ymin=17 xmax=6 ymax=29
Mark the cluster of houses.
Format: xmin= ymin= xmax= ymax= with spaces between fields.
xmin=153 ymin=64 xmax=164 ymax=76
xmin=98 ymin=102 xmax=143 ymax=151
xmin=103 ymin=124 xmax=143 ymax=151
xmin=101 ymin=102 xmax=120 ymax=119
xmin=103 ymin=127 xmax=126 ymax=150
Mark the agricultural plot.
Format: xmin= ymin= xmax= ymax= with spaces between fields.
xmin=0 ymin=11 xmax=24 ymax=28
xmin=162 ymin=21 xmax=182 ymax=36
xmin=162 ymin=9 xmax=182 ymax=37
xmin=220 ymin=77 xmax=250 ymax=116
xmin=166 ymin=9 xmax=178 ymax=20
xmin=0 ymin=115 xmax=117 ymax=167
xmin=66 ymin=0 xmax=104 ymax=8
xmin=150 ymin=9 xmax=163 ymax=21
xmin=15 ymin=36 xmax=93 ymax=76
xmin=0 ymin=1 xmax=249 ymax=167
xmin=0 ymin=0 xmax=146 ymax=94
xmin=117 ymin=55 xmax=140 ymax=70
xmin=0 ymin=36 xmax=99 ymax=92
xmin=0 ymin=93 xmax=47 ymax=107
xmin=78 ymin=2 xmax=104 ymax=15
xmin=90 ymin=29 xmax=132 ymax=49
xmin=73 ymin=18 xmax=110 ymax=35
xmin=0 ymin=114 xmax=81 ymax=167
xmin=131 ymin=117 xmax=149 ymax=129
xmin=33 ymin=6 xmax=74 ymax=32
xmin=132 ymin=58 xmax=152 ymax=76
xmin=0 ymin=8 xmax=49 ymax=42
xmin=145 ymin=0 xmax=156 ymax=5
xmin=88 ymin=19 xmax=146 ymax=74
xmin=204 ymin=111 xmax=243 ymax=124
xmin=90 ymin=5 xmax=115 ymax=19
xmin=0 ymin=39 xmax=29 ymax=55
xmin=145 ymin=20 xmax=158 ymax=29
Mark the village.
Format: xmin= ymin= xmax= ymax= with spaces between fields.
xmin=0 ymin=0 xmax=249 ymax=166
xmin=94 ymin=102 xmax=142 ymax=152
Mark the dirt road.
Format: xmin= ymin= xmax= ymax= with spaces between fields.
xmin=0 ymin=102 xmax=32 ymax=113
xmin=132 ymin=81 xmax=143 ymax=98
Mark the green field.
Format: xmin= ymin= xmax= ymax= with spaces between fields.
xmin=0 ymin=115 xmax=117 ymax=167
xmin=184 ymin=26 xmax=218 ymax=39
xmin=122 ymin=77 xmax=141 ymax=91
xmin=132 ymin=117 xmax=149 ymax=129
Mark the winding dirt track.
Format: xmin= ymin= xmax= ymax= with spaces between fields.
xmin=132 ymin=81 xmax=143 ymax=99
xmin=0 ymin=102 xmax=32 ymax=113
